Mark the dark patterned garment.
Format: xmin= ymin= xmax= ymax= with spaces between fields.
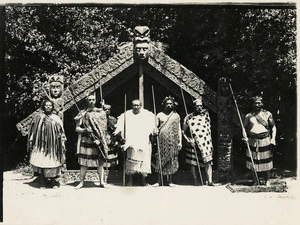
xmin=105 ymin=115 xmax=119 ymax=168
xmin=154 ymin=112 xmax=181 ymax=175
xmin=28 ymin=112 xmax=66 ymax=178
xmin=183 ymin=110 xmax=213 ymax=166
xmin=74 ymin=108 xmax=109 ymax=167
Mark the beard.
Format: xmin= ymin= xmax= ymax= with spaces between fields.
xmin=88 ymin=103 xmax=95 ymax=108
xmin=253 ymin=105 xmax=262 ymax=111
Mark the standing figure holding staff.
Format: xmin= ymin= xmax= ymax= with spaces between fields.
xmin=74 ymin=93 xmax=109 ymax=189
xmin=103 ymin=104 xmax=119 ymax=168
xmin=153 ymin=96 xmax=182 ymax=186
xmin=114 ymin=99 xmax=155 ymax=186
xmin=182 ymin=97 xmax=214 ymax=186
xmin=242 ymin=96 xmax=276 ymax=186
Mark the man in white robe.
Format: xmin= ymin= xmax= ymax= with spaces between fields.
xmin=114 ymin=99 xmax=155 ymax=186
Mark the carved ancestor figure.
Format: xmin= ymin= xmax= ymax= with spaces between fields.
xmin=133 ymin=26 xmax=151 ymax=62
xmin=49 ymin=75 xmax=64 ymax=99
xmin=217 ymin=77 xmax=232 ymax=178
xmin=48 ymin=75 xmax=64 ymax=118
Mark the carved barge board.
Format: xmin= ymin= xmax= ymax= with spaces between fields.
xmin=17 ymin=42 xmax=223 ymax=136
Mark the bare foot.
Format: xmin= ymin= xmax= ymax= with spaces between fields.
xmin=75 ymin=182 xmax=84 ymax=189
xmin=98 ymin=181 xmax=105 ymax=188
xmin=208 ymin=182 xmax=215 ymax=186
xmin=169 ymin=182 xmax=176 ymax=187
xmin=152 ymin=183 xmax=160 ymax=187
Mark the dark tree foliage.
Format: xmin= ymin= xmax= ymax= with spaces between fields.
xmin=4 ymin=5 xmax=296 ymax=168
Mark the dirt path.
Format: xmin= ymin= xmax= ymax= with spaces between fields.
xmin=2 ymin=171 xmax=299 ymax=225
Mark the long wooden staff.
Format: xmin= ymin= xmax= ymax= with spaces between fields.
xmin=151 ymin=86 xmax=164 ymax=186
xmin=180 ymin=88 xmax=204 ymax=185
xmin=100 ymin=82 xmax=105 ymax=106
xmin=98 ymin=82 xmax=109 ymax=183
xmin=69 ymin=87 xmax=107 ymax=160
xmin=123 ymin=93 xmax=127 ymax=186
xmin=228 ymin=83 xmax=260 ymax=185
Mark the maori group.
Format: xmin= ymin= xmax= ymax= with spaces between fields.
xmin=27 ymin=88 xmax=277 ymax=189
xmin=25 ymin=26 xmax=276 ymax=189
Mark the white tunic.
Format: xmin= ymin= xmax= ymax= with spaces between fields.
xmin=115 ymin=109 xmax=155 ymax=174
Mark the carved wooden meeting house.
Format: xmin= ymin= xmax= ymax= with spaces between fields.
xmin=16 ymin=26 xmax=238 ymax=183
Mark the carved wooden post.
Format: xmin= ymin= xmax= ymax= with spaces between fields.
xmin=217 ymin=77 xmax=233 ymax=183
xmin=133 ymin=26 xmax=150 ymax=107
xmin=48 ymin=75 xmax=64 ymax=121
xmin=139 ymin=64 xmax=144 ymax=106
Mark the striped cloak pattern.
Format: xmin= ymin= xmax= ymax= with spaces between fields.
xmin=246 ymin=132 xmax=273 ymax=172
xmin=75 ymin=108 xmax=109 ymax=167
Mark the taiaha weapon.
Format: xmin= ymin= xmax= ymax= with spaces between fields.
xmin=151 ymin=86 xmax=164 ymax=186
xmin=99 ymin=81 xmax=109 ymax=182
xmin=123 ymin=93 xmax=127 ymax=186
xmin=228 ymin=83 xmax=260 ymax=185
xmin=99 ymin=81 xmax=105 ymax=106
xmin=180 ymin=87 xmax=204 ymax=186
xmin=69 ymin=87 xmax=107 ymax=160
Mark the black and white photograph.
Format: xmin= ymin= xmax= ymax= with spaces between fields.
xmin=0 ymin=1 xmax=298 ymax=225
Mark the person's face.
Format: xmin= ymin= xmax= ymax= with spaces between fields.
xmin=49 ymin=82 xmax=63 ymax=98
xmin=105 ymin=108 xmax=111 ymax=115
xmin=87 ymin=95 xmax=96 ymax=108
xmin=44 ymin=101 xmax=53 ymax=114
xmin=164 ymin=100 xmax=173 ymax=110
xmin=194 ymin=102 xmax=203 ymax=112
xmin=253 ymin=100 xmax=263 ymax=111
xmin=132 ymin=100 xmax=141 ymax=114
